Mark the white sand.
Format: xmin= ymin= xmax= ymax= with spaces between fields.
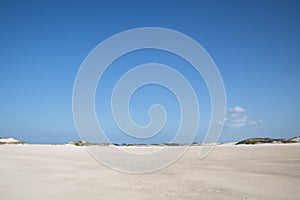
xmin=1 ymin=144 xmax=300 ymax=200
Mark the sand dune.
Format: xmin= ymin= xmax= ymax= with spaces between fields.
xmin=0 ymin=137 xmax=26 ymax=144
xmin=1 ymin=144 xmax=300 ymax=200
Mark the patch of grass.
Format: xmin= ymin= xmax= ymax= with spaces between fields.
xmin=236 ymin=138 xmax=289 ymax=145
xmin=68 ymin=140 xmax=89 ymax=146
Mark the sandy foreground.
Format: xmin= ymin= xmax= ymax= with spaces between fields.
xmin=1 ymin=144 xmax=300 ymax=200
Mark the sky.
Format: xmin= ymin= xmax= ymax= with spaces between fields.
xmin=0 ymin=0 xmax=299 ymax=144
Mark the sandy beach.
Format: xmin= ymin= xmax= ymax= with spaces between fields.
xmin=1 ymin=144 xmax=300 ymax=200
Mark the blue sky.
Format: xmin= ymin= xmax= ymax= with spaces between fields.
xmin=0 ymin=0 xmax=299 ymax=144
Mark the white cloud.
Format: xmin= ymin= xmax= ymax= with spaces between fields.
xmin=229 ymin=105 xmax=245 ymax=113
xmin=221 ymin=105 xmax=263 ymax=128
xmin=248 ymin=120 xmax=257 ymax=125
xmin=258 ymin=118 xmax=264 ymax=124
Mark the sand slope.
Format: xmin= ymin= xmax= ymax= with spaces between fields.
xmin=1 ymin=144 xmax=300 ymax=200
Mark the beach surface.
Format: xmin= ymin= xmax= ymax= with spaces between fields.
xmin=1 ymin=144 xmax=300 ymax=200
